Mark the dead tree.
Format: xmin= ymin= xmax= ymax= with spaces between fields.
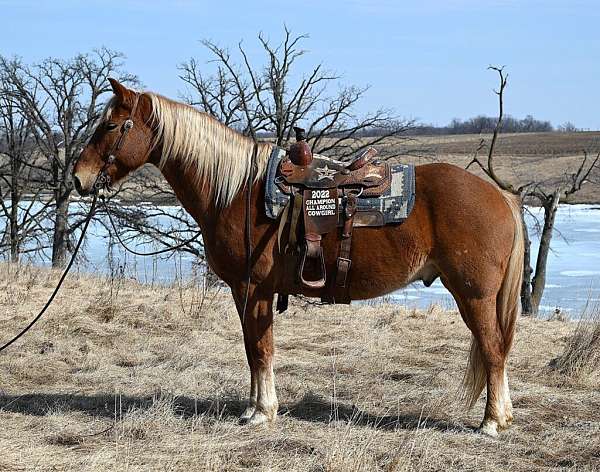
xmin=0 ymin=84 xmax=53 ymax=261
xmin=524 ymin=152 xmax=599 ymax=311
xmin=467 ymin=66 xmax=599 ymax=315
xmin=0 ymin=49 xmax=137 ymax=267
xmin=179 ymin=27 xmax=415 ymax=159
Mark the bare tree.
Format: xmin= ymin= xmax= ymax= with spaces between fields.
xmin=179 ymin=27 xmax=414 ymax=159
xmin=467 ymin=66 xmax=600 ymax=315
xmin=0 ymin=84 xmax=53 ymax=261
xmin=0 ymin=48 xmax=137 ymax=266
xmin=524 ymin=151 xmax=599 ymax=311
xmin=558 ymin=122 xmax=579 ymax=133
xmin=99 ymin=171 xmax=204 ymax=260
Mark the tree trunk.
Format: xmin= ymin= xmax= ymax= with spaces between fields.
xmin=531 ymin=190 xmax=560 ymax=314
xmin=9 ymin=152 xmax=19 ymax=263
xmin=9 ymin=197 xmax=19 ymax=263
xmin=51 ymin=183 xmax=70 ymax=268
xmin=520 ymin=208 xmax=534 ymax=315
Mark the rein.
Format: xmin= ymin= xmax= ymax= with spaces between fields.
xmin=0 ymin=94 xmax=140 ymax=352
xmin=0 ymin=193 xmax=98 ymax=353
xmin=98 ymin=91 xmax=202 ymax=256
xmin=241 ymin=143 xmax=258 ymax=322
xmin=100 ymin=195 xmax=202 ymax=256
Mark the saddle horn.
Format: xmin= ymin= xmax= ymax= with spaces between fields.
xmin=289 ymin=127 xmax=313 ymax=166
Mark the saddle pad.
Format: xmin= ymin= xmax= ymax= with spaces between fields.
xmin=264 ymin=147 xmax=416 ymax=226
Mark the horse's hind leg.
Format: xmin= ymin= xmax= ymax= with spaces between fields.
xmin=459 ymin=296 xmax=513 ymax=437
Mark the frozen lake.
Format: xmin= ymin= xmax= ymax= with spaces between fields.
xmin=17 ymin=202 xmax=600 ymax=317
xmin=391 ymin=204 xmax=600 ymax=316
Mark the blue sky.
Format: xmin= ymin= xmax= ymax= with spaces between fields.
xmin=1 ymin=0 xmax=598 ymax=129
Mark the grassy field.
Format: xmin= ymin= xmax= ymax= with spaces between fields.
xmin=0 ymin=264 xmax=598 ymax=471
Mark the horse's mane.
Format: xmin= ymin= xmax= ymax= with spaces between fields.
xmin=105 ymin=92 xmax=272 ymax=207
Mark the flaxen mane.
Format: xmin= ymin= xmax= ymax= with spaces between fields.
xmin=103 ymin=92 xmax=272 ymax=207
xmin=148 ymin=93 xmax=271 ymax=207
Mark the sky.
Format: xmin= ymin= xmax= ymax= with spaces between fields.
xmin=1 ymin=0 xmax=598 ymax=129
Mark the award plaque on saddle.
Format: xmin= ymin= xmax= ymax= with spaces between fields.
xmin=298 ymin=188 xmax=338 ymax=288
xmin=303 ymin=189 xmax=338 ymax=231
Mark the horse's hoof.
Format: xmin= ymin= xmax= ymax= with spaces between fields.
xmin=477 ymin=420 xmax=499 ymax=437
xmin=238 ymin=406 xmax=256 ymax=424
xmin=498 ymin=417 xmax=513 ymax=431
xmin=247 ymin=410 xmax=270 ymax=426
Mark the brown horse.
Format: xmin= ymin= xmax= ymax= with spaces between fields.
xmin=73 ymin=79 xmax=524 ymax=437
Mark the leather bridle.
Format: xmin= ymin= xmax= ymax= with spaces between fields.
xmin=94 ymin=92 xmax=141 ymax=191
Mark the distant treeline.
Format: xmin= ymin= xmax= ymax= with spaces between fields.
xmin=350 ymin=115 xmax=580 ymax=137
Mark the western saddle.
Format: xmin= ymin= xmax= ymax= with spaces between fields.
xmin=276 ymin=127 xmax=392 ymax=304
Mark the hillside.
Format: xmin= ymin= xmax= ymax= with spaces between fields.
xmin=0 ymin=264 xmax=598 ymax=471
xmin=384 ymin=131 xmax=600 ymax=205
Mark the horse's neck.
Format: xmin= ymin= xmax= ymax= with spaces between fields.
xmin=153 ymin=145 xmax=262 ymax=248
xmin=159 ymin=159 xmax=227 ymax=231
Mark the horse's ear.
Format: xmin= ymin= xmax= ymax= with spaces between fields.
xmin=108 ymin=78 xmax=133 ymax=106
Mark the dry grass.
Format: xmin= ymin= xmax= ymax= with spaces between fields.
xmin=549 ymin=308 xmax=600 ymax=381
xmin=0 ymin=263 xmax=598 ymax=471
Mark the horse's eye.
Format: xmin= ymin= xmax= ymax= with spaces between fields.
xmin=105 ymin=122 xmax=118 ymax=131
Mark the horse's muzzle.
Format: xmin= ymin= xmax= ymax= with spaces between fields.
xmin=72 ymin=172 xmax=96 ymax=197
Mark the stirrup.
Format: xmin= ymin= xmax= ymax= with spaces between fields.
xmin=298 ymin=235 xmax=326 ymax=289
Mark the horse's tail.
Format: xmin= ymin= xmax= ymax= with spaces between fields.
xmin=462 ymin=191 xmax=524 ymax=409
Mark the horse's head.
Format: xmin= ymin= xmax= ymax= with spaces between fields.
xmin=73 ymin=79 xmax=154 ymax=195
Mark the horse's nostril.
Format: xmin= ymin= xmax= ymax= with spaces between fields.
xmin=73 ymin=175 xmax=84 ymax=195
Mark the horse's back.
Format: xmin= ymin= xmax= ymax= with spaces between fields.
xmin=416 ymin=162 xmax=513 ymax=217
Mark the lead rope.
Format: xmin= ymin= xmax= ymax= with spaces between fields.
xmin=0 ymin=193 xmax=98 ymax=353
xmin=0 ymin=92 xmax=141 ymax=353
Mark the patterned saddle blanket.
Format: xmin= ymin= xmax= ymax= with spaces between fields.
xmin=264 ymin=147 xmax=416 ymax=227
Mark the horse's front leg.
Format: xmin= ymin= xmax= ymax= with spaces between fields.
xmin=238 ymin=330 xmax=258 ymax=422
xmin=233 ymin=286 xmax=278 ymax=425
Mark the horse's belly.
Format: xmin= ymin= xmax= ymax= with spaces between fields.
xmin=306 ymin=210 xmax=432 ymax=300
xmin=345 ymin=224 xmax=429 ymax=299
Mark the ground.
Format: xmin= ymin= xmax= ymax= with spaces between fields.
xmin=0 ymin=264 xmax=598 ymax=471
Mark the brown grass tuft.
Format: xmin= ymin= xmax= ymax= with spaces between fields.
xmin=549 ymin=308 xmax=600 ymax=380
